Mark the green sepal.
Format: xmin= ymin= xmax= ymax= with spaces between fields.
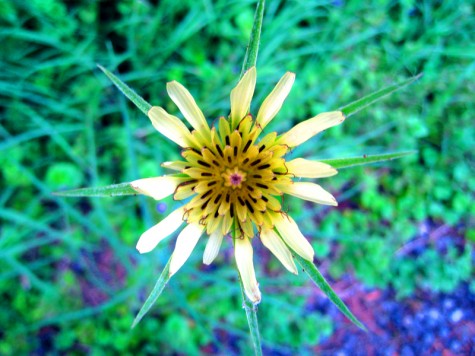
xmin=240 ymin=0 xmax=265 ymax=78
xmin=341 ymin=73 xmax=422 ymax=117
xmin=53 ymin=182 xmax=137 ymax=197
xmin=98 ymin=64 xmax=152 ymax=116
xmin=131 ymin=258 xmax=172 ymax=328
xmin=294 ymin=254 xmax=366 ymax=331
xmin=320 ymin=151 xmax=416 ymax=169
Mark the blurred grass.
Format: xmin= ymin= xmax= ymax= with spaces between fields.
xmin=0 ymin=0 xmax=474 ymax=354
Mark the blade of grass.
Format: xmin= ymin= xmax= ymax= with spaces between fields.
xmin=320 ymin=150 xmax=416 ymax=169
xmin=97 ymin=64 xmax=152 ymax=116
xmin=131 ymin=257 xmax=172 ymax=328
xmin=240 ymin=0 xmax=265 ymax=78
xmin=340 ymin=73 xmax=423 ymax=117
xmin=294 ymin=254 xmax=366 ymax=331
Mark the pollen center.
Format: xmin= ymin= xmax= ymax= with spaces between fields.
xmin=222 ymin=167 xmax=247 ymax=189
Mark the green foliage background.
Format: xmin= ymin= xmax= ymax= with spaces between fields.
xmin=0 ymin=0 xmax=473 ymax=354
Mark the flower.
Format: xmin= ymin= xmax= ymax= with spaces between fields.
xmin=131 ymin=67 xmax=345 ymax=303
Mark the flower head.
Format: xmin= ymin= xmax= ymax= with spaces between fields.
xmin=132 ymin=67 xmax=345 ymax=303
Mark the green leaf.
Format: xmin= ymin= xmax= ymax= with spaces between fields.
xmin=341 ymin=73 xmax=423 ymax=117
xmin=320 ymin=151 xmax=417 ymax=169
xmin=53 ymin=182 xmax=137 ymax=197
xmin=294 ymin=254 xmax=366 ymax=331
xmin=97 ymin=64 xmax=152 ymax=116
xmin=240 ymin=0 xmax=265 ymax=78
xmin=132 ymin=258 xmax=172 ymax=328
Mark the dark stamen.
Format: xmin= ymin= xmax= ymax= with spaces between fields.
xmin=216 ymin=144 xmax=224 ymax=157
xmin=201 ymin=198 xmax=211 ymax=210
xmin=259 ymin=145 xmax=266 ymax=153
xmin=253 ymin=174 xmax=262 ymax=179
xmin=243 ymin=158 xmax=249 ymax=164
xmin=201 ymin=190 xmax=212 ymax=200
xmin=243 ymin=139 xmax=252 ymax=153
xmin=227 ymin=156 xmax=232 ymax=164
xmin=238 ymin=197 xmax=245 ymax=206
xmin=256 ymin=183 xmax=268 ymax=189
xmin=214 ymin=210 xmax=219 ymax=218
xmin=262 ymin=196 xmax=268 ymax=202
xmin=230 ymin=204 xmax=234 ymax=217
xmin=201 ymin=172 xmax=212 ymax=177
xmin=250 ymin=159 xmax=261 ymax=166
xmin=226 ymin=193 xmax=230 ymax=203
xmin=214 ymin=194 xmax=222 ymax=204
xmin=248 ymin=186 xmax=254 ymax=191
xmin=257 ymin=164 xmax=271 ymax=170
xmin=207 ymin=181 xmax=217 ymax=186
xmin=245 ymin=200 xmax=254 ymax=213
xmin=179 ymin=179 xmax=198 ymax=187
xmin=225 ymin=135 xmax=230 ymax=145
xmin=198 ymin=160 xmax=211 ymax=168
xmin=233 ymin=146 xmax=237 ymax=156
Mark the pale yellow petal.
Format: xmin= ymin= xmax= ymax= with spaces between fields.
xmin=279 ymin=111 xmax=345 ymax=147
xmin=203 ymin=231 xmax=224 ymax=265
xmin=148 ymin=106 xmax=194 ymax=147
xmin=166 ymin=81 xmax=210 ymax=137
xmin=260 ymin=228 xmax=297 ymax=274
xmin=286 ymin=158 xmax=337 ymax=178
xmin=274 ymin=215 xmax=314 ymax=261
xmin=131 ymin=176 xmax=187 ymax=200
xmin=230 ymin=67 xmax=256 ymax=129
xmin=136 ymin=206 xmax=185 ymax=253
xmin=255 ymin=71 xmax=295 ymax=130
xmin=279 ymin=182 xmax=337 ymax=206
xmin=234 ymin=238 xmax=261 ymax=304
xmin=161 ymin=161 xmax=189 ymax=171
xmin=169 ymin=223 xmax=204 ymax=276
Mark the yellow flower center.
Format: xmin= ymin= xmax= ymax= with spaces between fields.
xmin=172 ymin=115 xmax=293 ymax=238
xmin=222 ymin=167 xmax=247 ymax=189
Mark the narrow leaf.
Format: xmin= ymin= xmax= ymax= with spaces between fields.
xmin=240 ymin=0 xmax=265 ymax=78
xmin=294 ymin=254 xmax=366 ymax=331
xmin=341 ymin=73 xmax=423 ymax=117
xmin=53 ymin=182 xmax=137 ymax=197
xmin=320 ymin=151 xmax=416 ymax=170
xmin=132 ymin=258 xmax=172 ymax=328
xmin=98 ymin=64 xmax=152 ymax=116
